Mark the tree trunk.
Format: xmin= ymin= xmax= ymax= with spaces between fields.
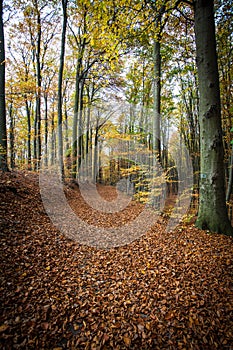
xmin=33 ymin=108 xmax=37 ymax=170
xmin=51 ymin=106 xmax=56 ymax=166
xmin=77 ymin=78 xmax=85 ymax=172
xmin=44 ymin=94 xmax=48 ymax=167
xmin=85 ymin=102 xmax=91 ymax=179
xmin=152 ymin=39 xmax=161 ymax=162
xmin=57 ymin=0 xmax=68 ymax=180
xmin=0 ymin=0 xmax=8 ymax=171
xmin=8 ymin=102 xmax=15 ymax=169
xmin=72 ymin=67 xmax=81 ymax=178
xmin=93 ymin=123 xmax=99 ymax=183
xmin=194 ymin=0 xmax=233 ymax=235
xmin=64 ymin=103 xmax=69 ymax=154
xmin=25 ymin=99 xmax=32 ymax=170
xmin=35 ymin=4 xmax=42 ymax=171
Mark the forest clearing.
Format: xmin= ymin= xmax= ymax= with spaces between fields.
xmin=0 ymin=171 xmax=232 ymax=349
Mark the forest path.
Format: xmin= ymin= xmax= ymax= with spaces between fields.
xmin=0 ymin=171 xmax=232 ymax=349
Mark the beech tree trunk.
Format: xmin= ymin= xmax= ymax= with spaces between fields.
xmin=44 ymin=94 xmax=48 ymax=167
xmin=35 ymin=3 xmax=42 ymax=170
xmin=153 ymin=39 xmax=161 ymax=161
xmin=9 ymin=102 xmax=15 ymax=169
xmin=57 ymin=0 xmax=68 ymax=180
xmin=72 ymin=74 xmax=79 ymax=178
xmin=25 ymin=99 xmax=32 ymax=170
xmin=0 ymin=0 xmax=8 ymax=171
xmin=93 ymin=121 xmax=99 ymax=183
xmin=194 ymin=0 xmax=233 ymax=235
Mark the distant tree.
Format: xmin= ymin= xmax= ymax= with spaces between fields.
xmin=0 ymin=0 xmax=8 ymax=171
xmin=194 ymin=0 xmax=233 ymax=235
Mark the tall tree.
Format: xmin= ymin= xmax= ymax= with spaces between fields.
xmin=0 ymin=0 xmax=8 ymax=171
xmin=32 ymin=0 xmax=43 ymax=170
xmin=57 ymin=0 xmax=68 ymax=180
xmin=194 ymin=0 xmax=233 ymax=235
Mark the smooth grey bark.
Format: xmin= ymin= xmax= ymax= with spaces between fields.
xmin=63 ymin=75 xmax=70 ymax=155
xmin=31 ymin=1 xmax=42 ymax=171
xmin=72 ymin=93 xmax=78 ymax=177
xmin=152 ymin=39 xmax=161 ymax=161
xmin=35 ymin=2 xmax=42 ymax=170
xmin=72 ymin=80 xmax=78 ymax=178
xmin=33 ymin=109 xmax=37 ymax=170
xmin=25 ymin=99 xmax=32 ymax=170
xmin=64 ymin=102 xmax=69 ymax=154
xmin=71 ymin=9 xmax=87 ymax=178
xmin=57 ymin=0 xmax=68 ymax=180
xmin=44 ymin=93 xmax=48 ymax=167
xmin=151 ymin=2 xmax=166 ymax=162
xmin=93 ymin=122 xmax=99 ymax=183
xmin=85 ymin=107 xmax=91 ymax=179
xmin=8 ymin=102 xmax=15 ymax=169
xmin=194 ymin=0 xmax=233 ymax=235
xmin=0 ymin=0 xmax=8 ymax=171
xmin=72 ymin=57 xmax=82 ymax=178
xmin=85 ymin=85 xmax=93 ymax=179
xmin=50 ymin=105 xmax=56 ymax=166
xmin=77 ymin=77 xmax=85 ymax=172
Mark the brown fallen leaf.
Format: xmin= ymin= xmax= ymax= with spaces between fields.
xmin=41 ymin=322 xmax=49 ymax=330
xmin=137 ymin=324 xmax=144 ymax=333
xmin=123 ymin=335 xmax=131 ymax=346
xmin=0 ymin=324 xmax=9 ymax=332
xmin=0 ymin=171 xmax=232 ymax=350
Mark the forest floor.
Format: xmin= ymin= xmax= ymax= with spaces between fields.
xmin=0 ymin=171 xmax=232 ymax=350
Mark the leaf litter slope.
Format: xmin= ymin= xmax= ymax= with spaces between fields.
xmin=0 ymin=171 xmax=232 ymax=350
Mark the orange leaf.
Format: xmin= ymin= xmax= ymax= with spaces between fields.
xmin=123 ymin=336 xmax=131 ymax=346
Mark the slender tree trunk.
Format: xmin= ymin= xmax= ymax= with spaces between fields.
xmin=51 ymin=107 xmax=56 ymax=166
xmin=57 ymin=0 xmax=68 ymax=181
xmin=0 ymin=0 xmax=8 ymax=171
xmin=72 ymin=70 xmax=86 ymax=178
xmin=77 ymin=78 xmax=85 ymax=172
xmin=64 ymin=103 xmax=69 ymax=154
xmin=72 ymin=70 xmax=80 ymax=178
xmin=25 ymin=99 xmax=32 ymax=170
xmin=33 ymin=109 xmax=37 ymax=170
xmin=139 ymin=59 xmax=145 ymax=136
xmin=89 ymin=126 xmax=93 ymax=179
xmin=44 ymin=94 xmax=48 ymax=167
xmin=35 ymin=5 xmax=42 ymax=171
xmin=8 ymin=102 xmax=15 ymax=169
xmin=129 ymin=104 xmax=135 ymax=134
xmin=36 ymin=97 xmax=41 ymax=169
xmin=72 ymin=33 xmax=87 ymax=178
xmin=194 ymin=0 xmax=233 ymax=235
xmin=93 ymin=123 xmax=99 ymax=183
xmin=85 ymin=103 xmax=91 ymax=179
xmin=152 ymin=39 xmax=161 ymax=162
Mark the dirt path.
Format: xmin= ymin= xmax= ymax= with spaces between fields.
xmin=0 ymin=171 xmax=232 ymax=349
